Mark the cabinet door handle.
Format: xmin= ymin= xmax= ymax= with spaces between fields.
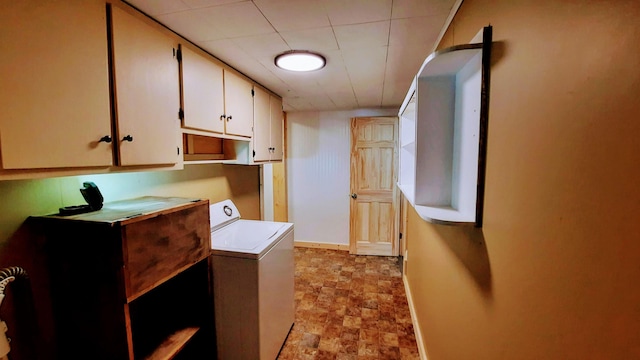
xmin=220 ymin=115 xmax=226 ymax=121
xmin=98 ymin=135 xmax=112 ymax=143
xmin=226 ymin=115 xmax=232 ymax=122
xmin=122 ymin=135 xmax=133 ymax=142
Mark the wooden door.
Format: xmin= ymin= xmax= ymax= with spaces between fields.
xmin=111 ymin=6 xmax=180 ymax=166
xmin=223 ymin=70 xmax=253 ymax=137
xmin=0 ymin=0 xmax=112 ymax=169
xmin=253 ymin=87 xmax=271 ymax=161
xmin=180 ymin=45 xmax=225 ymax=134
xmin=350 ymin=117 xmax=399 ymax=256
xmin=269 ymin=96 xmax=284 ymax=161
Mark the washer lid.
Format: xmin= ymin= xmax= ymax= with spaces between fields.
xmin=211 ymin=219 xmax=290 ymax=257
xmin=209 ymin=199 xmax=241 ymax=232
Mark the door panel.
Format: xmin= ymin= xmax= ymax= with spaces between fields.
xmin=350 ymin=117 xmax=399 ymax=256
xmin=111 ymin=6 xmax=180 ymax=166
xmin=0 ymin=0 xmax=112 ymax=169
xmin=181 ymin=45 xmax=224 ymax=134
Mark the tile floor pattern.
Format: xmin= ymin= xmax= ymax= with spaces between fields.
xmin=278 ymin=247 xmax=420 ymax=360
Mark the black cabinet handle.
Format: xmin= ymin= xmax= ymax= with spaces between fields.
xmin=98 ymin=135 xmax=112 ymax=143
xmin=122 ymin=135 xmax=133 ymax=142
xmin=226 ymin=115 xmax=232 ymax=121
xmin=220 ymin=115 xmax=226 ymax=121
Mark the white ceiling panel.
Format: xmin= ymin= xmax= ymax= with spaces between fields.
xmin=327 ymin=90 xmax=359 ymax=109
xmin=253 ymin=0 xmax=331 ymax=32
xmin=156 ymin=10 xmax=224 ymax=42
xmin=389 ymin=16 xmax=445 ymax=50
xmin=126 ymin=0 xmax=189 ymax=16
xmin=280 ymin=27 xmax=339 ymax=51
xmin=231 ymin=33 xmax=290 ymax=58
xmin=333 ymin=21 xmax=390 ymax=49
xmin=323 ymin=0 xmax=392 ymax=26
xmin=182 ymin=0 xmax=249 ymax=9
xmin=197 ymin=2 xmax=275 ymax=39
xmin=125 ymin=0 xmax=459 ymax=112
xmin=391 ymin=0 xmax=454 ymax=18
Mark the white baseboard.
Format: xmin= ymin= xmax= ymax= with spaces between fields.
xmin=403 ymin=274 xmax=429 ymax=360
xmin=294 ymin=241 xmax=349 ymax=251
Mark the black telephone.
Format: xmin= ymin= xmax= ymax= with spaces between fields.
xmin=59 ymin=182 xmax=104 ymax=216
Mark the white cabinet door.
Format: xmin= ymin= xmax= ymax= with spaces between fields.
xmin=181 ymin=46 xmax=225 ymax=134
xmin=253 ymin=87 xmax=271 ymax=162
xmin=269 ymin=96 xmax=284 ymax=161
xmin=111 ymin=6 xmax=180 ymax=166
xmin=0 ymin=0 xmax=112 ymax=169
xmin=223 ymin=70 xmax=253 ymax=138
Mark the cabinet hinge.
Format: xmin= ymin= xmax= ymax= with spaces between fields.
xmin=177 ymin=147 xmax=180 ymax=155
xmin=178 ymin=108 xmax=184 ymax=120
xmin=175 ymin=48 xmax=182 ymax=62
xmin=399 ymin=232 xmax=403 ymax=239
xmin=251 ymin=89 xmax=255 ymax=97
xmin=252 ymin=150 xmax=255 ymax=157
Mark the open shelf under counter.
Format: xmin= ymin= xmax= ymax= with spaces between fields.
xmin=182 ymin=131 xmax=253 ymax=165
xmin=397 ymin=26 xmax=492 ymax=227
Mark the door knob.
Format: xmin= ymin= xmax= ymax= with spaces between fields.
xmin=350 ymin=193 xmax=357 ymax=199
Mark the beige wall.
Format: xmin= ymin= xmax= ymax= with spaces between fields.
xmin=405 ymin=1 xmax=640 ymax=359
xmin=0 ymin=164 xmax=259 ymax=359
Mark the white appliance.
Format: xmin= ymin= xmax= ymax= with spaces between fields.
xmin=209 ymin=199 xmax=294 ymax=360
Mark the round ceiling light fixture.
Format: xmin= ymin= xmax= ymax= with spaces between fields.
xmin=275 ymin=50 xmax=326 ymax=72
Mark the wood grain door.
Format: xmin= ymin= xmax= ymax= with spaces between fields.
xmin=350 ymin=117 xmax=399 ymax=256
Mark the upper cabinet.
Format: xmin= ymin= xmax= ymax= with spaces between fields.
xmin=222 ymin=70 xmax=254 ymax=138
xmin=110 ymin=5 xmax=181 ymax=166
xmin=180 ymin=48 xmax=253 ymax=139
xmin=253 ymin=87 xmax=284 ymax=162
xmin=180 ymin=46 xmax=225 ymax=134
xmin=0 ymin=0 xmax=113 ymax=170
xmin=397 ymin=26 xmax=492 ymax=227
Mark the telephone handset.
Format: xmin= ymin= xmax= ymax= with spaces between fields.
xmin=58 ymin=182 xmax=104 ymax=216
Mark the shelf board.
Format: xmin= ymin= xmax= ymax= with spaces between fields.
xmin=143 ymin=326 xmax=200 ymax=360
xmin=418 ymin=43 xmax=482 ymax=78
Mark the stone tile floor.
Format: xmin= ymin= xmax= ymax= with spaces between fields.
xmin=277 ymin=247 xmax=420 ymax=360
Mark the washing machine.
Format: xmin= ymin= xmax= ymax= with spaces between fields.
xmin=208 ymin=199 xmax=294 ymax=360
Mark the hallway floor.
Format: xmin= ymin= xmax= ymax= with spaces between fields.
xmin=277 ymin=247 xmax=420 ymax=360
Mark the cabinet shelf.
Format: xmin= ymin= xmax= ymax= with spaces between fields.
xmin=397 ymin=26 xmax=492 ymax=226
xmin=144 ymin=327 xmax=199 ymax=360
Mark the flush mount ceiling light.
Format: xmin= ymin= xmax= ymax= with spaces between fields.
xmin=275 ymin=50 xmax=326 ymax=72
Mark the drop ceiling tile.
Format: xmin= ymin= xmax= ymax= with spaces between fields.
xmin=125 ymin=0 xmax=189 ymax=16
xmin=197 ymin=2 xmax=275 ymax=39
xmin=253 ymin=0 xmax=331 ymax=31
xmin=182 ymin=0 xmax=249 ymax=9
xmin=391 ymin=0 xmax=455 ymax=19
xmin=341 ymin=46 xmax=387 ymax=84
xmin=232 ymin=33 xmax=290 ymax=58
xmin=199 ymin=38 xmax=251 ymax=65
xmin=327 ymin=90 xmax=359 ymax=109
xmin=334 ymin=21 xmax=390 ymax=49
xmin=353 ymin=84 xmax=384 ymax=107
xmin=157 ymin=10 xmax=224 ymax=42
xmin=324 ymin=0 xmax=392 ymax=26
xmin=280 ymin=27 xmax=339 ymax=51
xmin=389 ymin=15 xmax=445 ymax=50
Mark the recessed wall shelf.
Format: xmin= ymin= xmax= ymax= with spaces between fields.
xmin=397 ymin=26 xmax=492 ymax=227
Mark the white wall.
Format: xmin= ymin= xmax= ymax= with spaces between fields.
xmin=287 ymin=109 xmax=397 ymax=246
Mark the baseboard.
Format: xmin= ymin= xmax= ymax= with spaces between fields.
xmin=294 ymin=241 xmax=349 ymax=251
xmin=403 ymin=274 xmax=429 ymax=360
